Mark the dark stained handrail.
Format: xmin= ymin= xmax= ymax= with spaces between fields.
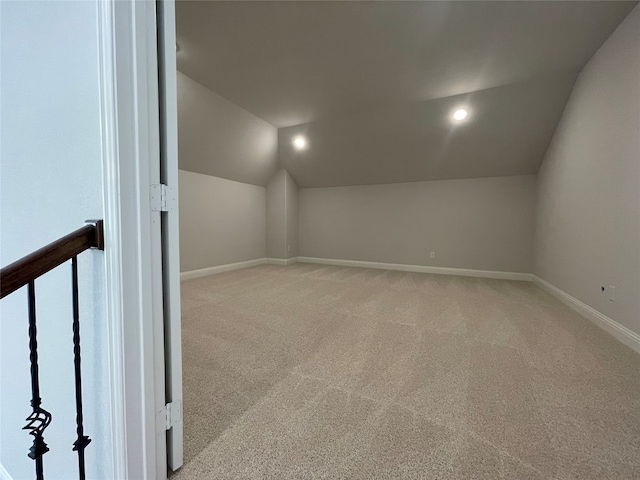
xmin=1 ymin=220 xmax=104 ymax=479
xmin=0 ymin=220 xmax=104 ymax=299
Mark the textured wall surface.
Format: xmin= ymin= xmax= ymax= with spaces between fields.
xmin=266 ymin=170 xmax=287 ymax=259
xmin=299 ymin=176 xmax=536 ymax=273
xmin=534 ymin=5 xmax=640 ymax=335
xmin=0 ymin=2 xmax=114 ymax=477
xmin=179 ymin=170 xmax=266 ymax=272
xmin=177 ymin=71 xmax=278 ymax=186
xmin=285 ymin=171 xmax=299 ymax=259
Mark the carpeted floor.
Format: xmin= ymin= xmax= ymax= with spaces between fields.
xmin=173 ymin=263 xmax=640 ymax=479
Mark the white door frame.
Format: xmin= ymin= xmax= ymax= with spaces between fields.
xmin=156 ymin=0 xmax=184 ymax=471
xmin=98 ymin=0 xmax=174 ymax=478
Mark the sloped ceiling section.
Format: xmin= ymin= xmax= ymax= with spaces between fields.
xmin=279 ymin=74 xmax=577 ymax=187
xmin=176 ymin=1 xmax=637 ymax=187
xmin=177 ymin=71 xmax=278 ymax=186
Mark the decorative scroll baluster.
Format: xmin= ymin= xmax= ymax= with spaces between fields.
xmin=2 ymin=221 xmax=103 ymax=478
xmin=23 ymin=280 xmax=52 ymax=480
xmin=71 ymin=256 xmax=91 ymax=480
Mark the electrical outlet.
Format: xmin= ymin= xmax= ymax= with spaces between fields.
xmin=608 ymin=285 xmax=616 ymax=302
xmin=430 ymin=252 xmax=436 ymax=259
xmin=287 ymin=245 xmax=291 ymax=253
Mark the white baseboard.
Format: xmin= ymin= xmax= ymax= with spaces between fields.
xmin=0 ymin=464 xmax=13 ymax=480
xmin=178 ymin=257 xmax=639 ymax=353
xmin=180 ymin=258 xmax=266 ymax=281
xmin=297 ymin=257 xmax=532 ymax=281
xmin=266 ymin=257 xmax=299 ymax=266
xmin=532 ymin=275 xmax=640 ymax=354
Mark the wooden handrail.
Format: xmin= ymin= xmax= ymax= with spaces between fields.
xmin=0 ymin=220 xmax=104 ymax=299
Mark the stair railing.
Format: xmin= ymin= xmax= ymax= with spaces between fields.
xmin=0 ymin=220 xmax=104 ymax=480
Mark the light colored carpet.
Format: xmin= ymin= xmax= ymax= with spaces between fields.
xmin=173 ymin=263 xmax=640 ymax=479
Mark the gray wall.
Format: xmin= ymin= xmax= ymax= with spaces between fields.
xmin=299 ymin=175 xmax=536 ymax=273
xmin=534 ymin=5 xmax=640 ymax=336
xmin=177 ymin=71 xmax=278 ymax=186
xmin=177 ymin=70 xmax=279 ymax=272
xmin=266 ymin=169 xmax=299 ymax=259
xmin=285 ymin=170 xmax=299 ymax=258
xmin=179 ymin=170 xmax=266 ymax=272
xmin=0 ymin=2 xmax=114 ymax=478
xmin=266 ymin=170 xmax=287 ymax=259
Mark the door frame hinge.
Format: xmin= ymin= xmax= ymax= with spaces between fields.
xmin=150 ymin=183 xmax=176 ymax=212
xmin=159 ymin=400 xmax=182 ymax=431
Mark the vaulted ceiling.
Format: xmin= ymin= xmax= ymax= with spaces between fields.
xmin=176 ymin=1 xmax=637 ymax=187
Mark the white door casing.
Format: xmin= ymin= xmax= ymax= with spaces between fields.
xmin=156 ymin=0 xmax=185 ymax=472
xmin=98 ymin=0 xmax=179 ymax=478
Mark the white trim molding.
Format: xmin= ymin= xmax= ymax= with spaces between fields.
xmin=181 ymin=259 xmax=267 ymax=280
xmin=97 ymin=0 xmax=128 ymax=478
xmin=178 ymin=256 xmax=640 ymax=354
xmin=267 ymin=257 xmax=299 ymax=266
xmin=180 ymin=257 xmax=302 ymax=280
xmin=100 ymin=1 xmax=165 ymax=477
xmin=532 ymin=276 xmax=640 ymax=354
xmin=297 ymin=257 xmax=532 ymax=281
xmin=0 ymin=464 xmax=14 ymax=480
xmin=156 ymin=0 xmax=184 ymax=471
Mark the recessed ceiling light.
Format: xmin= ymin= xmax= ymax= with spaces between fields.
xmin=453 ymin=109 xmax=468 ymax=121
xmin=293 ymin=136 xmax=307 ymax=150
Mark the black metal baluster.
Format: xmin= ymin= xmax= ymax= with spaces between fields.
xmin=23 ymin=280 xmax=52 ymax=480
xmin=71 ymin=256 xmax=91 ymax=480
